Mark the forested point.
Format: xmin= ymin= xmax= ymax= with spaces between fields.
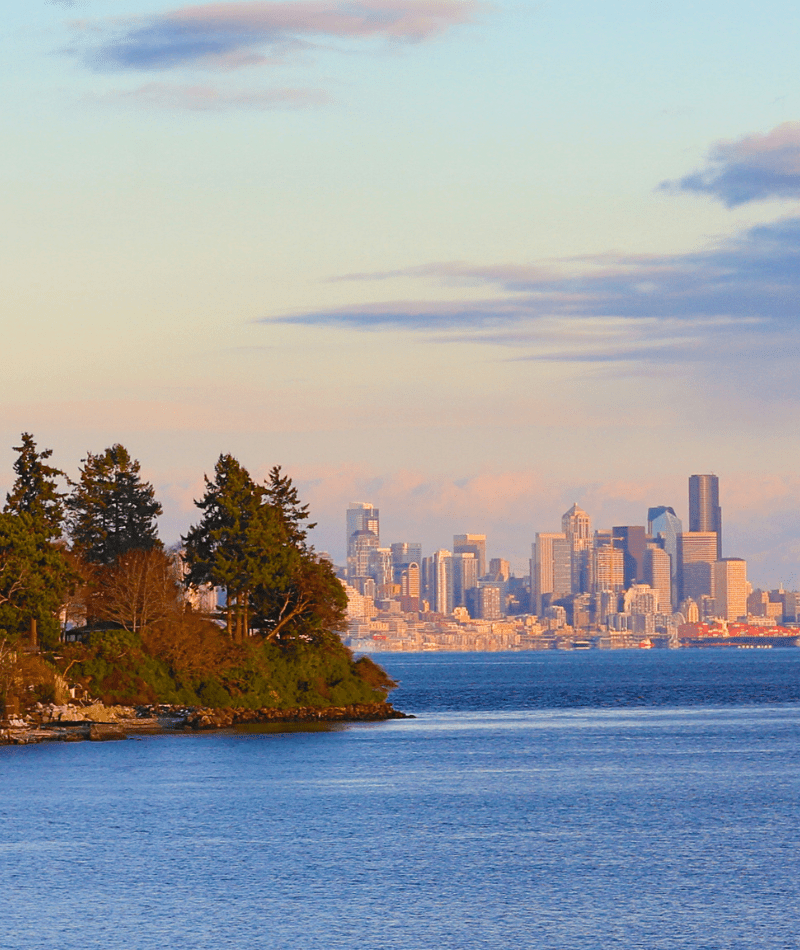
xmin=0 ymin=435 xmax=395 ymax=715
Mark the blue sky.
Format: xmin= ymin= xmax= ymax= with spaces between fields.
xmin=4 ymin=0 xmax=800 ymax=586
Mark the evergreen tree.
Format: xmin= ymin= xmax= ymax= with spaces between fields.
xmin=182 ymin=455 xmax=282 ymax=641
xmin=4 ymin=433 xmax=66 ymax=539
xmin=0 ymin=511 xmax=74 ymax=649
xmin=66 ymin=445 xmax=162 ymax=565
xmin=183 ymin=456 xmax=345 ymax=644
xmin=264 ymin=465 xmax=315 ymax=550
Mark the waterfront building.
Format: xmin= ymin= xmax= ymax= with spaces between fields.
xmin=689 ymin=475 xmax=722 ymax=558
xmin=453 ymin=535 xmax=487 ymax=578
xmin=714 ymin=558 xmax=747 ymax=621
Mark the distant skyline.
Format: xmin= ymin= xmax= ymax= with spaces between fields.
xmin=4 ymin=0 xmax=800 ymax=589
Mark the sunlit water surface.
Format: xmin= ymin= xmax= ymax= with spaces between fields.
xmin=2 ymin=650 xmax=800 ymax=949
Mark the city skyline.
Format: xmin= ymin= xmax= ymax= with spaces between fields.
xmin=5 ymin=1 xmax=800 ymax=593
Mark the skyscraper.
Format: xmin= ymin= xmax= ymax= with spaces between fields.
xmin=689 ymin=475 xmax=722 ymax=559
xmin=453 ymin=535 xmax=487 ymax=578
xmin=531 ymin=533 xmax=572 ymax=614
xmin=679 ymin=531 xmax=718 ymax=601
xmin=562 ymin=503 xmax=592 ymax=593
xmin=612 ymin=526 xmax=646 ymax=586
xmin=346 ymin=503 xmax=379 ymax=580
xmin=643 ymin=543 xmax=671 ymax=613
xmin=714 ymin=558 xmax=747 ymax=621
xmin=648 ymin=505 xmax=682 ymax=609
xmin=430 ymin=549 xmax=454 ymax=615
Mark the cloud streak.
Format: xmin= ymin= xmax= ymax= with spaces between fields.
xmin=97 ymin=81 xmax=330 ymax=109
xmin=660 ymin=122 xmax=800 ymax=206
xmin=75 ymin=0 xmax=478 ymax=71
xmin=267 ymin=216 xmax=800 ymax=365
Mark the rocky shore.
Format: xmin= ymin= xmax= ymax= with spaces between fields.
xmin=0 ymin=701 xmax=412 ymax=746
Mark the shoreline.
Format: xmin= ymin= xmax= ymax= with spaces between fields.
xmin=0 ymin=701 xmax=413 ymax=746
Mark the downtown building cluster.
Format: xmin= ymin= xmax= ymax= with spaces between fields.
xmin=339 ymin=477 xmax=800 ymax=653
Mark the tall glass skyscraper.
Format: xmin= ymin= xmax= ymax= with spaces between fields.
xmin=647 ymin=505 xmax=682 ymax=610
xmin=689 ymin=474 xmax=722 ymax=558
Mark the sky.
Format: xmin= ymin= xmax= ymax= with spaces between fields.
xmin=4 ymin=0 xmax=800 ymax=587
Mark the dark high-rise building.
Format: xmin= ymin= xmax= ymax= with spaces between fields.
xmin=689 ymin=475 xmax=722 ymax=559
xmin=612 ymin=526 xmax=646 ymax=587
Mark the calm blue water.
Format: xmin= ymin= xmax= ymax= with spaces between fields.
xmin=2 ymin=650 xmax=800 ymax=950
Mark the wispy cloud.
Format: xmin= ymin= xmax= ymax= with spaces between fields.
xmin=660 ymin=122 xmax=800 ymax=206
xmin=266 ymin=215 xmax=800 ymax=364
xmin=72 ymin=0 xmax=479 ymax=72
xmin=97 ymin=81 xmax=330 ymax=109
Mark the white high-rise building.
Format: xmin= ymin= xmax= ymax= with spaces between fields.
xmin=431 ymin=549 xmax=454 ymax=616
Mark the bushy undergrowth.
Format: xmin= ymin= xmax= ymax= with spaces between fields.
xmin=57 ymin=617 xmax=396 ymax=708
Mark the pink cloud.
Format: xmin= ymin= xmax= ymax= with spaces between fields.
xmin=82 ymin=0 xmax=480 ymax=72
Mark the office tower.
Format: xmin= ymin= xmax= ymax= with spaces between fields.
xmin=489 ymin=558 xmax=510 ymax=581
xmin=348 ymin=529 xmax=379 ymax=580
xmin=430 ymin=549 xmax=454 ymax=616
xmin=689 ymin=475 xmax=722 ymax=559
xmin=531 ymin=533 xmax=572 ymax=615
xmin=648 ymin=505 xmax=682 ymax=608
xmin=391 ymin=542 xmax=422 ymax=581
xmin=476 ymin=584 xmax=503 ymax=620
xmin=679 ymin=531 xmax=718 ymax=601
xmin=453 ymin=535 xmax=487 ymax=578
xmin=714 ymin=558 xmax=747 ymax=621
xmin=612 ymin=526 xmax=646 ymax=587
xmin=593 ymin=544 xmax=624 ymax=594
xmin=452 ymin=552 xmax=479 ymax=608
xmin=401 ymin=561 xmax=421 ymax=600
xmin=367 ymin=547 xmax=393 ymax=587
xmin=562 ymin=504 xmax=592 ymax=593
xmin=346 ymin=503 xmax=379 ymax=579
xmin=643 ymin=543 xmax=671 ymax=613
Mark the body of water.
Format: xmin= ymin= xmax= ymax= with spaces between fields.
xmin=2 ymin=649 xmax=800 ymax=949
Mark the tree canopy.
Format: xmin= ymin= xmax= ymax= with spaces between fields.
xmin=183 ymin=455 xmax=346 ymax=644
xmin=66 ymin=445 xmax=162 ymax=565
xmin=4 ymin=433 xmax=66 ymax=539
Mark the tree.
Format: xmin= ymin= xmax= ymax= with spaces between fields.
xmin=182 ymin=455 xmax=284 ymax=641
xmin=66 ymin=445 xmax=162 ymax=565
xmin=93 ymin=548 xmax=182 ymax=634
xmin=4 ymin=433 xmax=66 ymax=539
xmin=264 ymin=465 xmax=315 ymax=550
xmin=0 ymin=511 xmax=74 ymax=648
xmin=182 ymin=457 xmax=345 ymax=645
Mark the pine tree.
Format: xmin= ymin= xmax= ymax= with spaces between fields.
xmin=66 ymin=445 xmax=162 ymax=565
xmin=4 ymin=433 xmax=66 ymax=539
xmin=0 ymin=511 xmax=74 ymax=648
xmin=183 ymin=456 xmax=345 ymax=644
